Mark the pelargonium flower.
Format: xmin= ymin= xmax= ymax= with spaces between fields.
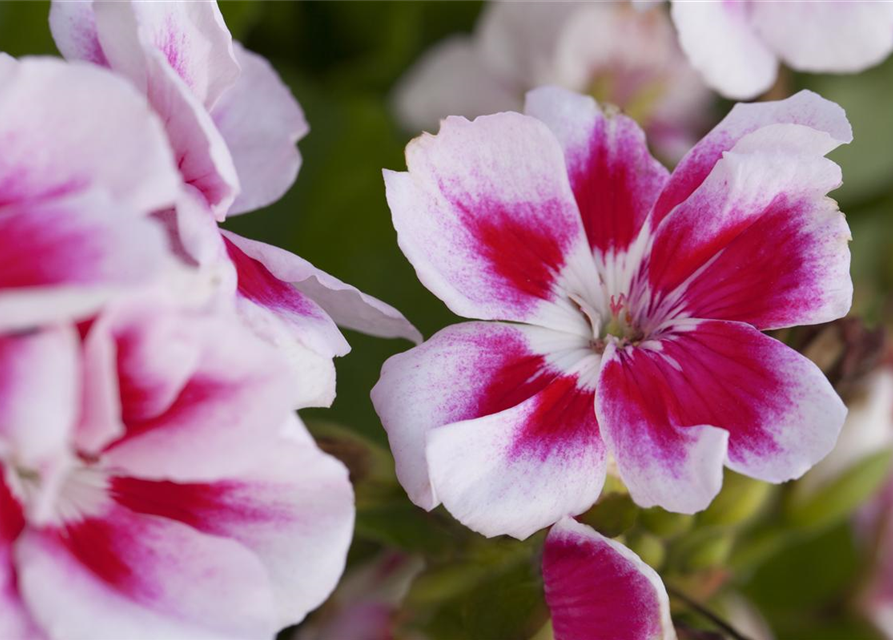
xmin=0 ymin=294 xmax=354 ymax=639
xmin=394 ymin=2 xmax=712 ymax=160
xmin=543 ymin=517 xmax=675 ymax=640
xmin=0 ymin=54 xmax=180 ymax=332
xmin=50 ymin=0 xmax=420 ymax=408
xmin=374 ymin=86 xmax=851 ymax=539
xmin=665 ymin=0 xmax=893 ymax=99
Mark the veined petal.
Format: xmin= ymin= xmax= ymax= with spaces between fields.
xmin=525 ymin=87 xmax=669 ymax=255
xmin=751 ymin=2 xmax=893 ymax=74
xmin=598 ymin=320 xmax=845 ymax=514
xmin=108 ymin=416 xmax=354 ymax=628
xmin=1 ymin=471 xmax=40 ymax=640
xmin=543 ymin=518 xmax=676 ymax=640
xmin=91 ymin=0 xmax=239 ymax=109
xmin=143 ymin=48 xmax=240 ymax=219
xmin=0 ymin=56 xmax=179 ymax=214
xmin=223 ymin=231 xmax=421 ymax=345
xmin=48 ymin=1 xmax=108 ymax=66
xmin=426 ymin=375 xmax=605 ymax=539
xmin=0 ymin=328 xmax=78 ymax=467
xmin=214 ymin=43 xmax=309 ymax=216
xmin=17 ymin=505 xmax=279 ymax=640
xmin=670 ymin=1 xmax=777 ymax=100
xmin=384 ymin=112 xmax=596 ymax=333
xmin=372 ymin=321 xmax=595 ymax=511
xmin=644 ymin=115 xmax=852 ymax=329
xmin=92 ymin=300 xmax=295 ymax=482
xmin=0 ymin=192 xmax=169 ymax=332
xmin=597 ymin=337 xmax=728 ymax=514
xmin=652 ymin=90 xmax=852 ymax=226
xmin=392 ymin=35 xmax=521 ymax=134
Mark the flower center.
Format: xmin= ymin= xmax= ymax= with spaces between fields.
xmin=570 ymin=292 xmax=644 ymax=353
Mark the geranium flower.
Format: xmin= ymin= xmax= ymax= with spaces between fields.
xmin=543 ymin=517 xmax=675 ymax=640
xmin=50 ymin=0 xmax=420 ymax=408
xmin=394 ymin=2 xmax=712 ymax=160
xmin=0 ymin=295 xmax=354 ymax=639
xmin=665 ymin=0 xmax=893 ymax=99
xmin=0 ymin=54 xmax=180 ymax=332
xmin=374 ymin=86 xmax=851 ymax=539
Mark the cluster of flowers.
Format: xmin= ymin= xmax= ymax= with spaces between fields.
xmin=5 ymin=0 xmax=893 ymax=638
xmin=0 ymin=2 xmax=418 ymax=638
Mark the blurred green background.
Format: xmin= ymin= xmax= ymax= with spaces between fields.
xmin=4 ymin=2 xmax=893 ymax=638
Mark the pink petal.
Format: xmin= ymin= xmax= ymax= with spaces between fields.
xmin=652 ymin=90 xmax=852 ymax=226
xmin=384 ymin=113 xmax=595 ymax=333
xmin=213 ymin=43 xmax=309 ymax=216
xmin=672 ymin=188 xmax=851 ymax=330
xmin=109 ymin=416 xmax=354 ymax=627
xmin=17 ymin=506 xmax=279 ymax=640
xmin=525 ymin=87 xmax=669 ymax=255
xmin=597 ymin=320 xmax=845 ymax=513
xmin=0 ymin=192 xmax=169 ymax=331
xmin=89 ymin=300 xmax=296 ymax=481
xmin=669 ymin=0 xmax=778 ymax=100
xmin=0 ymin=56 xmax=179 ymax=215
xmin=543 ymin=518 xmax=676 ymax=640
xmin=48 ymin=1 xmax=108 ymax=66
xmin=372 ymin=321 xmax=595 ymax=511
xmin=751 ymin=2 xmax=893 ymax=74
xmin=0 ymin=328 xmax=78 ymax=467
xmin=223 ymin=231 xmax=421 ymax=345
xmin=426 ymin=375 xmax=605 ymax=539
xmin=142 ymin=48 xmax=240 ymax=219
xmin=1 ymin=472 xmax=41 ymax=640
xmin=392 ymin=36 xmax=521 ymax=134
xmin=91 ymin=0 xmax=239 ymax=110
xmin=645 ymin=103 xmax=852 ymax=329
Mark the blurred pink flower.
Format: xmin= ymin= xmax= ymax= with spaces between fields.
xmin=543 ymin=517 xmax=675 ymax=640
xmin=374 ymin=87 xmax=851 ymax=539
xmin=0 ymin=296 xmax=354 ymax=639
xmin=296 ymin=552 xmax=424 ymax=640
xmin=667 ymin=0 xmax=893 ymax=99
xmin=50 ymin=0 xmax=420 ymax=408
xmin=0 ymin=54 xmax=180 ymax=332
xmin=394 ymin=2 xmax=712 ymax=161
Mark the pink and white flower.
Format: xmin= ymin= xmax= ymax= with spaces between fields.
xmin=543 ymin=517 xmax=676 ymax=640
xmin=50 ymin=0 xmax=420 ymax=408
xmin=0 ymin=54 xmax=180 ymax=332
xmin=394 ymin=2 xmax=712 ymax=161
xmin=374 ymin=86 xmax=851 ymax=539
xmin=666 ymin=0 xmax=893 ymax=99
xmin=0 ymin=296 xmax=354 ymax=639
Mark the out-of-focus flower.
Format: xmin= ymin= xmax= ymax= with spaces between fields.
xmin=296 ymin=552 xmax=424 ymax=640
xmin=375 ymin=87 xmax=851 ymax=539
xmin=798 ymin=369 xmax=893 ymax=499
xmin=543 ymin=517 xmax=676 ymax=640
xmin=0 ymin=295 xmax=354 ymax=639
xmin=666 ymin=0 xmax=893 ymax=100
xmin=0 ymin=54 xmax=180 ymax=332
xmin=50 ymin=0 xmax=420 ymax=408
xmin=394 ymin=2 xmax=712 ymax=161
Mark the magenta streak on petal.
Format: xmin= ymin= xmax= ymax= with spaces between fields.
xmin=104 ymin=376 xmax=224 ymax=450
xmin=543 ymin=528 xmax=663 ymax=640
xmin=679 ymin=197 xmax=831 ymax=328
xmin=449 ymin=193 xmax=571 ymax=306
xmin=224 ymin=237 xmax=325 ymax=322
xmin=109 ymin=476 xmax=289 ymax=535
xmin=570 ymin=120 xmax=663 ymax=254
xmin=651 ymin=134 xmax=734 ymax=227
xmin=0 ymin=205 xmax=108 ymax=289
xmin=509 ymin=377 xmax=599 ymax=462
xmin=0 ymin=467 xmax=25 ymax=545
xmin=159 ymin=21 xmax=193 ymax=91
xmin=612 ymin=325 xmax=785 ymax=466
